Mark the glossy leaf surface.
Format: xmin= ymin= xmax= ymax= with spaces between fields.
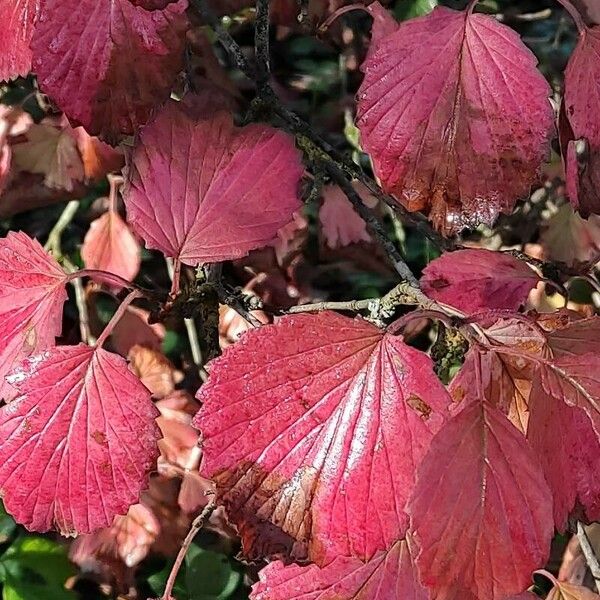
xmin=0 ymin=344 xmax=160 ymax=535
xmin=357 ymin=3 xmax=553 ymax=233
xmin=194 ymin=312 xmax=450 ymax=564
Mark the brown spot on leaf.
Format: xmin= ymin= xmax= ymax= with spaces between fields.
xmin=91 ymin=430 xmax=108 ymax=445
xmin=407 ymin=394 xmax=432 ymax=420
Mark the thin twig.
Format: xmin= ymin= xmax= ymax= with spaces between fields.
xmin=161 ymin=495 xmax=217 ymax=600
xmin=255 ymin=0 xmax=270 ymax=86
xmin=63 ymin=258 xmax=95 ymax=345
xmin=322 ymin=161 xmax=419 ymax=287
xmin=166 ymin=258 xmax=208 ymax=381
xmin=287 ymin=298 xmax=374 ymax=314
xmin=44 ymin=200 xmax=80 ymax=255
xmin=577 ymin=522 xmax=600 ymax=593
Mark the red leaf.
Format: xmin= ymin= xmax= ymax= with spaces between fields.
xmin=31 ymin=0 xmax=188 ymax=141
xmin=546 ymin=316 xmax=600 ymax=358
xmin=357 ymin=3 xmax=553 ymax=233
xmin=527 ymin=377 xmax=600 ymax=529
xmin=125 ymin=99 xmax=303 ymax=266
xmin=194 ymin=312 xmax=450 ymax=564
xmin=0 ymin=344 xmax=160 ymax=535
xmin=421 ymin=249 xmax=541 ymax=313
xmin=81 ymin=211 xmax=141 ymax=283
xmin=250 ymin=540 xmax=428 ymax=600
xmin=537 ymin=353 xmax=600 ymax=435
xmin=0 ymin=0 xmax=40 ymax=81
xmin=0 ymin=232 xmax=68 ymax=399
xmin=563 ymin=26 xmax=600 ymax=216
xmin=408 ymin=401 xmax=553 ymax=600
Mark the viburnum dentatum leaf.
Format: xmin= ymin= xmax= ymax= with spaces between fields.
xmin=194 ymin=312 xmax=450 ymax=564
xmin=527 ymin=376 xmax=600 ymax=529
xmin=408 ymin=400 xmax=553 ymax=600
xmin=81 ymin=211 xmax=141 ymax=284
xmin=30 ymin=0 xmax=188 ymax=141
xmin=449 ymin=318 xmax=549 ymax=432
xmin=250 ymin=540 xmax=428 ymax=600
xmin=541 ymin=204 xmax=600 ymax=266
xmin=563 ymin=25 xmax=600 ymax=216
xmin=356 ymin=2 xmax=553 ymax=233
xmin=0 ymin=344 xmax=160 ymax=535
xmin=420 ymin=249 xmax=541 ymax=313
xmin=546 ymin=315 xmax=600 ymax=358
xmin=0 ymin=231 xmax=68 ymax=400
xmin=537 ymin=353 xmax=600 ymax=435
xmin=125 ymin=99 xmax=303 ymax=266
xmin=0 ymin=0 xmax=40 ymax=81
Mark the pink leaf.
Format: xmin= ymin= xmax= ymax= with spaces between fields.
xmin=0 ymin=0 xmax=40 ymax=81
xmin=408 ymin=401 xmax=553 ymax=600
xmin=31 ymin=0 xmax=188 ymax=141
xmin=357 ymin=3 xmax=553 ymax=234
xmin=0 ymin=344 xmax=160 ymax=535
xmin=125 ymin=99 xmax=303 ymax=266
xmin=108 ymin=304 xmax=165 ymax=357
xmin=563 ymin=26 xmax=600 ymax=216
xmin=81 ymin=211 xmax=141 ymax=283
xmin=0 ymin=231 xmax=68 ymax=400
xmin=421 ymin=249 xmax=541 ymax=313
xmin=194 ymin=312 xmax=450 ymax=564
xmin=250 ymin=540 xmax=428 ymax=600
xmin=537 ymin=353 xmax=600 ymax=436
xmin=527 ymin=376 xmax=600 ymax=530
xmin=319 ymin=183 xmax=374 ymax=249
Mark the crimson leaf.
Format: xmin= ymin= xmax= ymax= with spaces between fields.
xmin=0 ymin=0 xmax=40 ymax=81
xmin=124 ymin=98 xmax=304 ymax=266
xmin=31 ymin=0 xmax=188 ymax=141
xmin=408 ymin=400 xmax=553 ymax=600
xmin=250 ymin=540 xmax=427 ymax=600
xmin=357 ymin=2 xmax=553 ymax=233
xmin=0 ymin=344 xmax=160 ymax=535
xmin=193 ymin=312 xmax=450 ymax=565
xmin=421 ymin=249 xmax=541 ymax=313
xmin=0 ymin=232 xmax=68 ymax=400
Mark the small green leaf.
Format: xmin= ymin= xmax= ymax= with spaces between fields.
xmin=3 ymin=580 xmax=74 ymax=600
xmin=0 ymin=503 xmax=16 ymax=545
xmin=1 ymin=537 xmax=76 ymax=595
xmin=394 ymin=0 xmax=438 ymax=20
xmin=184 ymin=545 xmax=240 ymax=600
xmin=147 ymin=561 xmax=189 ymax=600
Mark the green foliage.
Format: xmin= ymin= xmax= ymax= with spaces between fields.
xmin=394 ymin=0 xmax=438 ymax=20
xmin=147 ymin=544 xmax=242 ymax=600
xmin=0 ymin=535 xmax=76 ymax=600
